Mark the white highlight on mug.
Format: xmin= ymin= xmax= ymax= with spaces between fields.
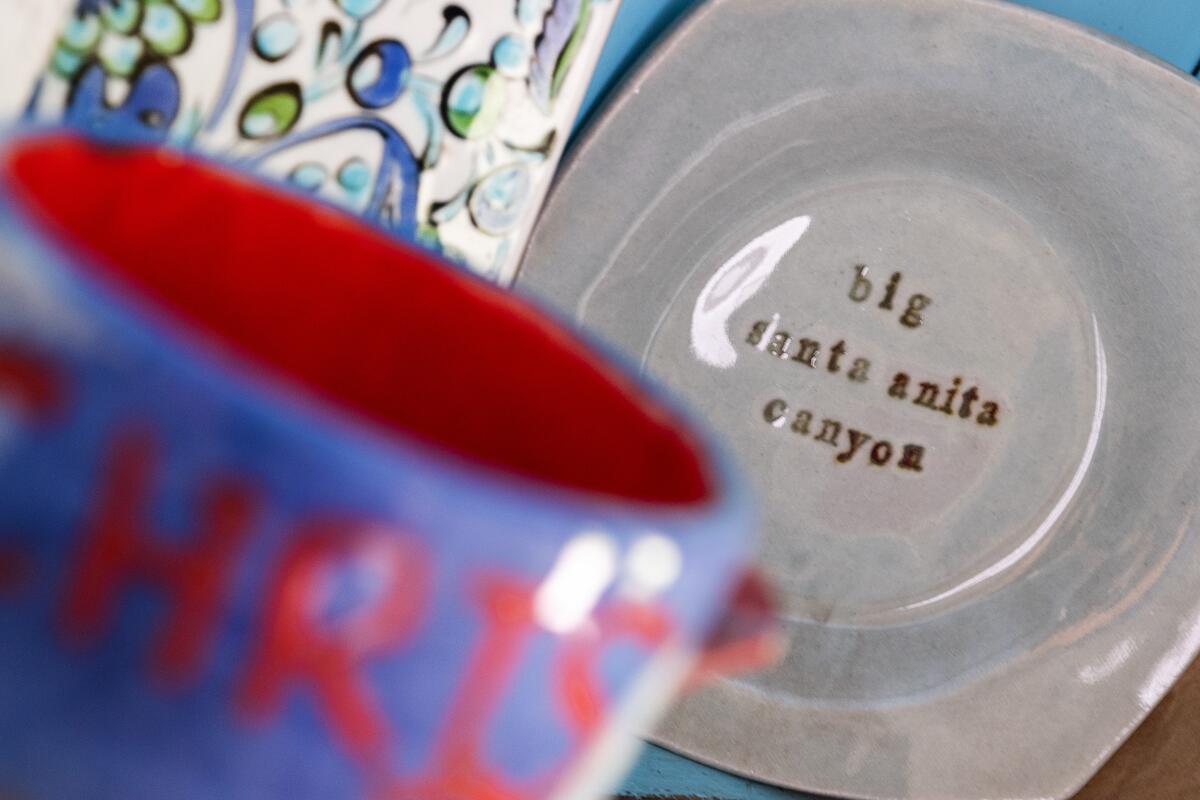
xmin=534 ymin=531 xmax=619 ymax=634
xmin=690 ymin=215 xmax=811 ymax=369
xmin=620 ymin=533 xmax=683 ymax=601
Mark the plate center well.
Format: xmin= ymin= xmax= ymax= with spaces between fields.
xmin=645 ymin=176 xmax=1100 ymax=622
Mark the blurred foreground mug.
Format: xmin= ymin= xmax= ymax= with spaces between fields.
xmin=0 ymin=131 xmax=762 ymax=800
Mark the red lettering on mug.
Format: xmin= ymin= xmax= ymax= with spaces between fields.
xmin=556 ymin=602 xmax=672 ymax=737
xmin=59 ymin=428 xmax=259 ymax=685
xmin=0 ymin=344 xmax=64 ymax=418
xmin=388 ymin=576 xmax=542 ymax=800
xmin=239 ymin=519 xmax=430 ymax=764
xmin=0 ymin=345 xmax=66 ymax=600
xmin=0 ymin=545 xmax=31 ymax=595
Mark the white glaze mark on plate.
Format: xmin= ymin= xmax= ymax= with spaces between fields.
xmin=690 ymin=215 xmax=811 ymax=369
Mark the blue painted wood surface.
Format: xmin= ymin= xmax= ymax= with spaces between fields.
xmin=579 ymin=0 xmax=1200 ymax=126
xmin=569 ymin=1 xmax=1200 ymax=798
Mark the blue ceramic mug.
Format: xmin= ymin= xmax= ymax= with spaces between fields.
xmin=0 ymin=131 xmax=762 ymax=800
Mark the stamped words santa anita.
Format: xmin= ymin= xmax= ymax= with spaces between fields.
xmin=747 ymin=266 xmax=1002 ymax=473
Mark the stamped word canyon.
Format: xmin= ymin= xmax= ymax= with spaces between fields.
xmin=749 ymin=266 xmax=1003 ymax=473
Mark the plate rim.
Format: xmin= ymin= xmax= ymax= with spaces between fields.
xmin=518 ymin=1 xmax=1200 ymax=798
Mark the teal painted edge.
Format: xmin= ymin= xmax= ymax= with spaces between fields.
xmin=1017 ymin=0 xmax=1200 ymax=74
xmin=618 ymin=744 xmax=825 ymax=800
xmin=574 ymin=1 xmax=1200 ymax=798
xmin=576 ymin=0 xmax=704 ymax=134
xmin=576 ymin=0 xmax=1200 ymax=129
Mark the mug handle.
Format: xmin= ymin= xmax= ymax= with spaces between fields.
xmin=684 ymin=568 xmax=782 ymax=690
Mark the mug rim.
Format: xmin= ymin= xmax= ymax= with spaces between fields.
xmin=0 ymin=128 xmax=762 ymax=800
xmin=0 ymin=126 xmax=750 ymax=527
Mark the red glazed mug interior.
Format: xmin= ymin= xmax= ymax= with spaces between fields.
xmin=0 ymin=132 xmax=776 ymax=800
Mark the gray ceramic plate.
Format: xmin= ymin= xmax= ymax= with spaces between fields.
xmin=517 ymin=1 xmax=1200 ymax=798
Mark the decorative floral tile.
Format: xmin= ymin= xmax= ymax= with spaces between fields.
xmin=23 ymin=0 xmax=620 ymax=283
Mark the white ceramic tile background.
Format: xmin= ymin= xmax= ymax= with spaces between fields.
xmin=0 ymin=0 xmax=76 ymax=116
xmin=4 ymin=0 xmax=618 ymax=284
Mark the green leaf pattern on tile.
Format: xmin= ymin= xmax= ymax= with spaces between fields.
xmin=31 ymin=0 xmax=612 ymax=281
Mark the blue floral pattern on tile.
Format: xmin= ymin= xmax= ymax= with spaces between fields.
xmin=28 ymin=0 xmax=617 ymax=282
